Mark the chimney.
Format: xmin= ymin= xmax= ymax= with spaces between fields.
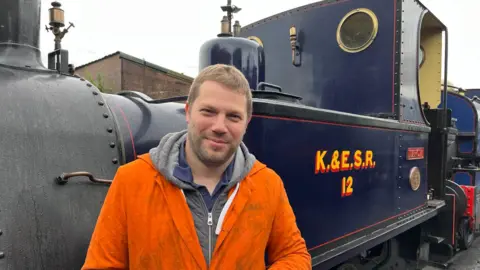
xmin=0 ymin=0 xmax=44 ymax=68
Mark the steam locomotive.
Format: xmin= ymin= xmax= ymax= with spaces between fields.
xmin=0 ymin=0 xmax=478 ymax=269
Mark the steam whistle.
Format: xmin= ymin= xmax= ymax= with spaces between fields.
xmin=45 ymin=1 xmax=74 ymax=50
xmin=45 ymin=1 xmax=75 ymax=74
xmin=220 ymin=0 xmax=241 ymax=36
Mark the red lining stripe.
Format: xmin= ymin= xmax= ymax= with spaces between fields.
xmin=308 ymin=203 xmax=426 ymax=251
xmin=253 ymin=114 xmax=426 ymax=133
xmin=115 ymin=105 xmax=137 ymax=160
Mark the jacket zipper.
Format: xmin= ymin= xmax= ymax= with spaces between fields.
xmin=208 ymin=212 xmax=213 ymax=265
xmin=208 ymin=194 xmax=221 ymax=266
xmin=198 ymin=190 xmax=221 ymax=267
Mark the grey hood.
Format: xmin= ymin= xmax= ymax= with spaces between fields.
xmin=148 ymin=129 xmax=257 ymax=191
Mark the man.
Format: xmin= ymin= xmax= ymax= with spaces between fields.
xmin=82 ymin=64 xmax=311 ymax=269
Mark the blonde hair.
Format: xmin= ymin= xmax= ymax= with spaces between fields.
xmin=187 ymin=64 xmax=252 ymax=118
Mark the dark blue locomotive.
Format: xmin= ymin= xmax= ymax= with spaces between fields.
xmin=0 ymin=0 xmax=477 ymax=269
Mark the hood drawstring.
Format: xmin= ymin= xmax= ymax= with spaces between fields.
xmin=179 ymin=182 xmax=240 ymax=235
xmin=216 ymin=182 xmax=240 ymax=235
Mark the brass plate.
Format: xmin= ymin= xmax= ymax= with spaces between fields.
xmin=409 ymin=167 xmax=421 ymax=191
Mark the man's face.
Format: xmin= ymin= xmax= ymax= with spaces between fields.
xmin=185 ymin=80 xmax=250 ymax=167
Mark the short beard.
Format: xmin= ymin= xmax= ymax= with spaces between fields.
xmin=187 ymin=129 xmax=239 ymax=168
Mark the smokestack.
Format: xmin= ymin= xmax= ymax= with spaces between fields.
xmin=0 ymin=0 xmax=44 ymax=69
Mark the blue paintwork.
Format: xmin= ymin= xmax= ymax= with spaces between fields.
xmin=243 ymin=114 xmax=428 ymax=250
xmin=239 ymin=0 xmax=397 ymax=117
xmin=198 ymin=36 xmax=265 ymax=90
xmin=452 ymin=172 xmax=472 ymax=186
xmin=190 ymin=0 xmax=436 ymax=256
xmin=442 ymin=92 xmax=476 ymax=132
xmin=397 ymin=132 xmax=429 ymax=210
xmin=439 ymin=92 xmax=480 ymax=156
xmin=465 ymin=89 xmax=480 ymax=99
xmin=191 ymin=0 xmax=449 ymax=263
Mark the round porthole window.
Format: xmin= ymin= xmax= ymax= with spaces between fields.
xmin=336 ymin=8 xmax=379 ymax=53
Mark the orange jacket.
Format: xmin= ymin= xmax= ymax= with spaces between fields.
xmin=82 ymin=153 xmax=311 ymax=269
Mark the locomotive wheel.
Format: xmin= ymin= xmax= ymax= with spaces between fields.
xmin=458 ymin=217 xmax=474 ymax=250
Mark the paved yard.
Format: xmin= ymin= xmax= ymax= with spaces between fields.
xmin=423 ymin=237 xmax=480 ymax=270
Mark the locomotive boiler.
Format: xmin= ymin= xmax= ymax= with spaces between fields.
xmin=1 ymin=0 xmax=479 ymax=269
xmin=0 ymin=1 xmax=188 ymax=269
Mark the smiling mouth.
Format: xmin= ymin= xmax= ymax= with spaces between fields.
xmin=206 ymin=138 xmax=227 ymax=144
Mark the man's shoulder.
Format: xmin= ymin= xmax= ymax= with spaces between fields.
xmin=114 ymin=153 xmax=159 ymax=181
xmin=249 ymin=160 xmax=284 ymax=188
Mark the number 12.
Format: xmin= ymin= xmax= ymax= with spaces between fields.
xmin=342 ymin=176 xmax=353 ymax=197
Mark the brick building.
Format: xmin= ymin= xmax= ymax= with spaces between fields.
xmin=74 ymin=51 xmax=193 ymax=99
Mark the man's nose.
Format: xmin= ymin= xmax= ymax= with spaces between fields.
xmin=211 ymin=115 xmax=228 ymax=133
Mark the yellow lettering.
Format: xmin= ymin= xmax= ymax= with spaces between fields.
xmin=340 ymin=151 xmax=350 ymax=171
xmin=342 ymin=176 xmax=353 ymax=197
xmin=365 ymin=150 xmax=374 ymax=168
xmin=330 ymin=150 xmax=340 ymax=172
xmin=353 ymin=150 xmax=362 ymax=169
xmin=314 ymin=149 xmax=376 ymax=174
xmin=315 ymin=150 xmax=327 ymax=174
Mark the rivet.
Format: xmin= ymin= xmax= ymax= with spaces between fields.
xmin=112 ymin=158 xmax=118 ymax=164
xmin=107 ymin=127 xmax=113 ymax=133
xmin=103 ymin=113 xmax=109 ymax=118
xmin=98 ymin=101 xmax=104 ymax=106
xmin=80 ymin=78 xmax=85 ymax=81
xmin=87 ymin=83 xmax=92 ymax=87
xmin=0 ymin=229 xmax=2 ymax=235
xmin=92 ymin=91 xmax=98 ymax=95
xmin=109 ymin=142 xmax=115 ymax=148
xmin=0 ymin=252 xmax=4 ymax=259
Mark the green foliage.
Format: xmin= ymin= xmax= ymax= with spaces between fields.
xmin=85 ymin=72 xmax=110 ymax=93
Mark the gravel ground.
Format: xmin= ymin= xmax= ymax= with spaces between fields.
xmin=313 ymin=237 xmax=480 ymax=270
xmin=422 ymin=237 xmax=480 ymax=270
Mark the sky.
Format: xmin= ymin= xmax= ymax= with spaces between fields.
xmin=38 ymin=0 xmax=480 ymax=89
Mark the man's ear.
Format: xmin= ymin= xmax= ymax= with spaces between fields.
xmin=185 ymin=102 xmax=190 ymax=123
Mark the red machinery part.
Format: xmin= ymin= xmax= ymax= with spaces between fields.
xmin=460 ymin=185 xmax=476 ymax=229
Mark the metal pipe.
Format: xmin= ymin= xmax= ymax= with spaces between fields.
xmin=443 ymin=28 xmax=449 ymax=127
